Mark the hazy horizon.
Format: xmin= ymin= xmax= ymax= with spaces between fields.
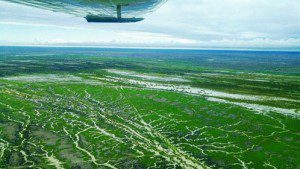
xmin=2 ymin=45 xmax=300 ymax=52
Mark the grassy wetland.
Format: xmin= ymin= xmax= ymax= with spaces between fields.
xmin=0 ymin=46 xmax=299 ymax=168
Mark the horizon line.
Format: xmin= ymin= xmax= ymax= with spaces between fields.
xmin=1 ymin=45 xmax=300 ymax=52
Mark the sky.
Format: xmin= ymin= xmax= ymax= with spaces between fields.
xmin=0 ymin=0 xmax=300 ymax=50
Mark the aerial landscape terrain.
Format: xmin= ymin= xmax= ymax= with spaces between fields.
xmin=0 ymin=46 xmax=299 ymax=168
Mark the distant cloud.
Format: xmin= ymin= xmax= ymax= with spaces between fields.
xmin=0 ymin=21 xmax=90 ymax=30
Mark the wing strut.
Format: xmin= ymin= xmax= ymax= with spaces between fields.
xmin=117 ymin=4 xmax=121 ymax=20
xmin=85 ymin=4 xmax=144 ymax=23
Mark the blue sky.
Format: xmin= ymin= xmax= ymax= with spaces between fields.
xmin=1 ymin=0 xmax=300 ymax=50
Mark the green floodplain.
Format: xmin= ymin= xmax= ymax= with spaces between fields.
xmin=0 ymin=46 xmax=299 ymax=169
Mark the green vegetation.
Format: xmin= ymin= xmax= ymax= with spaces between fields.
xmin=0 ymin=47 xmax=299 ymax=168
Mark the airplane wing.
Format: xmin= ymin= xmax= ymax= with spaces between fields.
xmin=3 ymin=0 xmax=166 ymax=23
